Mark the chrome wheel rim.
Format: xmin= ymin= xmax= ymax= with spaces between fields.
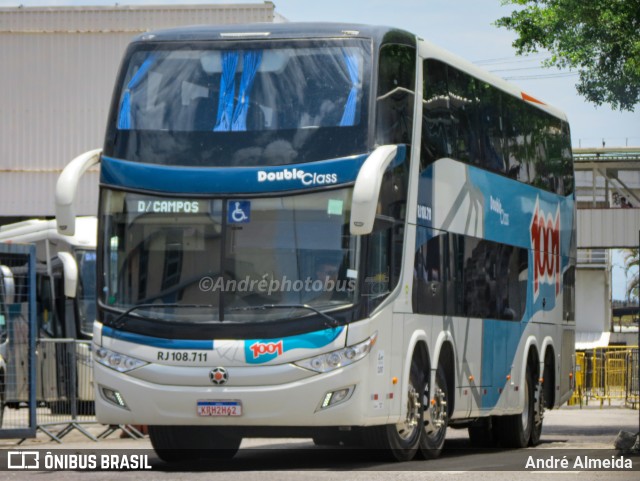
xmin=396 ymin=382 xmax=420 ymax=441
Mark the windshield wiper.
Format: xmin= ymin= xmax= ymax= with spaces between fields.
xmin=109 ymin=303 xmax=215 ymax=329
xmin=228 ymin=304 xmax=343 ymax=329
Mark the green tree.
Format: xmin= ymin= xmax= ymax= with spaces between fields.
xmin=624 ymin=248 xmax=639 ymax=300
xmin=496 ymin=0 xmax=640 ymax=111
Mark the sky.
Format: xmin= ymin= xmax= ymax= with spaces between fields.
xmin=8 ymin=0 xmax=640 ymax=148
xmin=5 ymin=0 xmax=640 ymax=298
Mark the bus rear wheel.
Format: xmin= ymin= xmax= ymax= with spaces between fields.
xmin=494 ymin=369 xmax=535 ymax=448
xmin=419 ymin=364 xmax=448 ymax=458
xmin=148 ymin=425 xmax=241 ymax=463
xmin=529 ymin=379 xmax=544 ymax=446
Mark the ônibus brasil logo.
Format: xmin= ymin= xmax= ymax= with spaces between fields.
xmin=530 ymin=197 xmax=561 ymax=301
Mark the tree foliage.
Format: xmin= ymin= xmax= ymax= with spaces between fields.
xmin=624 ymin=248 xmax=639 ymax=300
xmin=496 ymin=0 xmax=640 ymax=111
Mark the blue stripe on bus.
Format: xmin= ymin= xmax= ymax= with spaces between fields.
xmin=417 ymin=159 xmax=574 ymax=258
xmin=102 ymin=325 xmax=214 ymax=350
xmin=101 ymin=325 xmax=345 ymax=359
xmin=100 ymin=154 xmax=370 ymax=194
xmin=481 ymin=319 xmax=522 ymax=409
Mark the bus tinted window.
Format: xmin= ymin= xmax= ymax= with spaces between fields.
xmin=105 ymin=40 xmax=371 ymax=167
xmin=376 ymin=44 xmax=416 ymax=146
xmin=413 ymin=228 xmax=445 ymax=315
xmin=414 ymin=229 xmax=527 ymax=321
xmin=422 ymin=59 xmax=452 ymax=162
xmin=421 ymin=59 xmax=573 ymax=196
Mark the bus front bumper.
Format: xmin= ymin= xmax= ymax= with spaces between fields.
xmin=94 ymin=360 xmax=377 ymax=427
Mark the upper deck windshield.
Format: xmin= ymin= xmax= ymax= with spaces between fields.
xmin=105 ymin=39 xmax=371 ymax=166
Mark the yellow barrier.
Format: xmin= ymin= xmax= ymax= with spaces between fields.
xmin=569 ymin=346 xmax=639 ymax=409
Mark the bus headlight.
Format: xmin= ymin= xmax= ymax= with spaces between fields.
xmin=295 ymin=332 xmax=377 ymax=373
xmin=94 ymin=346 xmax=147 ymax=373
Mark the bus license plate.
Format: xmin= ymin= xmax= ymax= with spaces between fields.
xmin=197 ymin=400 xmax=242 ymax=417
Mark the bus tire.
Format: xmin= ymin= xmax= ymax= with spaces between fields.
xmin=148 ymin=425 xmax=241 ymax=463
xmin=495 ymin=368 xmax=534 ymax=448
xmin=365 ymin=354 xmax=424 ymax=461
xmin=419 ymin=363 xmax=448 ymax=458
xmin=529 ymin=378 xmax=544 ymax=446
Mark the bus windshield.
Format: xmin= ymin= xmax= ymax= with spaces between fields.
xmin=106 ymin=39 xmax=371 ymax=166
xmin=101 ymin=188 xmax=359 ymax=324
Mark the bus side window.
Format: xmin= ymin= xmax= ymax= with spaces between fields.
xmin=413 ymin=228 xmax=445 ymax=315
xmin=422 ymin=59 xmax=453 ymax=168
xmin=447 ymin=67 xmax=480 ymax=165
xmin=504 ymin=94 xmax=529 ymax=182
xmin=375 ymin=43 xmax=416 ymax=146
xmin=476 ymin=80 xmax=507 ymax=174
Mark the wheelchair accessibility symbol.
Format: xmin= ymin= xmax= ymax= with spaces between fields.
xmin=228 ymin=201 xmax=251 ymax=224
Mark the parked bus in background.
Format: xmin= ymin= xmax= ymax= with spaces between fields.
xmin=56 ymin=23 xmax=575 ymax=462
xmin=0 ymin=217 xmax=97 ymax=415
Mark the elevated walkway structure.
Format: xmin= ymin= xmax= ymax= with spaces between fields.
xmin=575 ymin=147 xmax=640 ymax=249
xmin=574 ymin=147 xmax=640 ymax=349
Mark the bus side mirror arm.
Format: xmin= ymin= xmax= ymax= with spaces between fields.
xmin=350 ymin=145 xmax=398 ymax=236
xmin=56 ymin=252 xmax=78 ymax=298
xmin=55 ymin=149 xmax=102 ymax=236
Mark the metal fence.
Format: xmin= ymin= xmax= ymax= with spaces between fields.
xmin=34 ymin=338 xmax=99 ymax=442
xmin=570 ymin=346 xmax=639 ymax=409
xmin=4 ymin=334 xmax=143 ymax=443
xmin=0 ymin=243 xmax=37 ymax=439
xmin=1 ymin=242 xmax=140 ymax=443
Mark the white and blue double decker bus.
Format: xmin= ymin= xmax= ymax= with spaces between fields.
xmin=56 ymin=23 xmax=575 ymax=462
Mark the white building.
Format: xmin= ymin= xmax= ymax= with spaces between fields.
xmin=0 ymin=3 xmax=277 ymax=219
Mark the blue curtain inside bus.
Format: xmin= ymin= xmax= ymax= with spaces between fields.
xmin=213 ymin=51 xmax=239 ymax=132
xmin=339 ymin=49 xmax=360 ymax=127
xmin=117 ymin=53 xmax=157 ymax=130
xmin=231 ymin=51 xmax=263 ymax=131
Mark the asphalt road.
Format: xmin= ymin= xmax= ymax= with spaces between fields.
xmin=1 ymin=405 xmax=639 ymax=479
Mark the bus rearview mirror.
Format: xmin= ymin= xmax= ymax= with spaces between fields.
xmin=350 ymin=145 xmax=398 ymax=236
xmin=55 ymin=149 xmax=102 ymax=236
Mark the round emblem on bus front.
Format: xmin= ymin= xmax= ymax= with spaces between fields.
xmin=209 ymin=367 xmax=228 ymax=385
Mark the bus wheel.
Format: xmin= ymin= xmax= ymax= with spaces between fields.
xmin=149 ymin=426 xmax=241 ymax=463
xmin=529 ymin=379 xmax=544 ymax=446
xmin=419 ymin=364 xmax=448 ymax=458
xmin=495 ymin=369 xmax=534 ymax=448
xmin=365 ymin=355 xmax=423 ymax=461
